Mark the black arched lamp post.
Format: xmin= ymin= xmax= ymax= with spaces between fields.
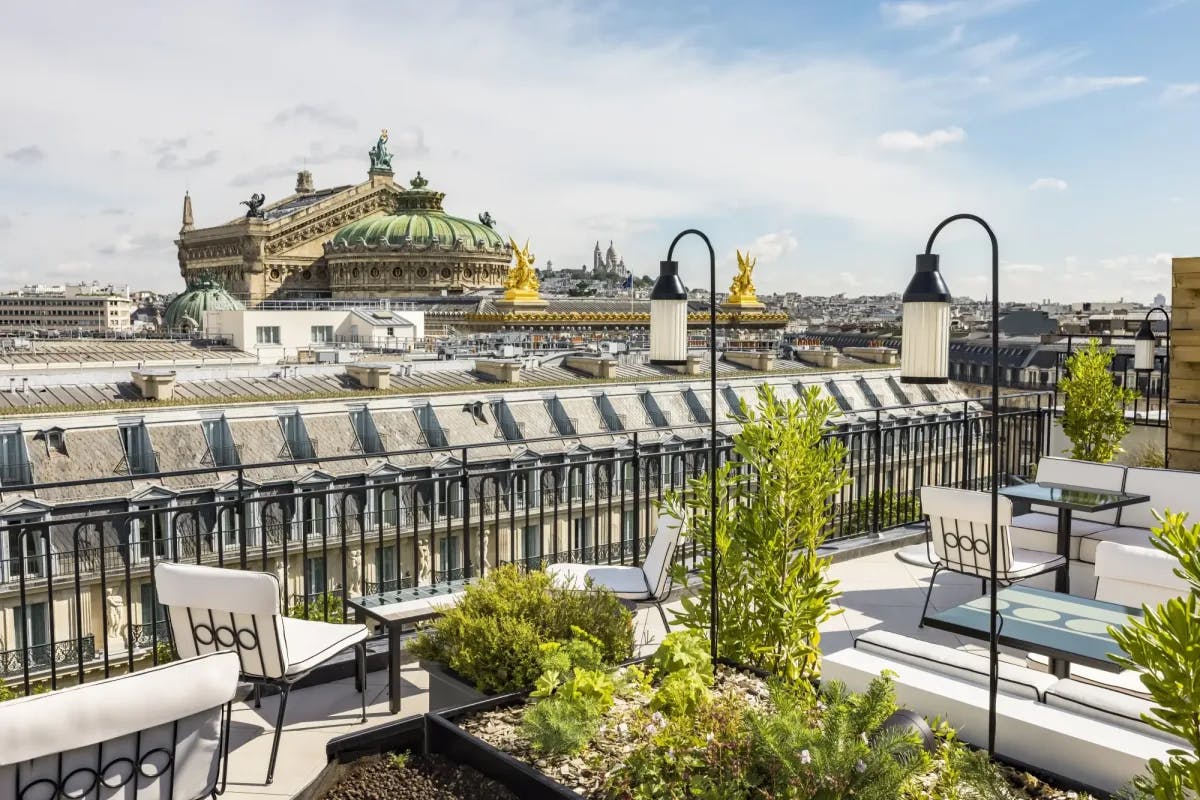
xmin=899 ymin=213 xmax=1002 ymax=755
xmin=660 ymin=229 xmax=719 ymax=671
xmin=1133 ymin=306 xmax=1171 ymax=467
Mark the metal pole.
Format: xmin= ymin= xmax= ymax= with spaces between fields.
xmin=666 ymin=229 xmax=719 ymax=673
xmin=924 ymin=213 xmax=1000 ymax=756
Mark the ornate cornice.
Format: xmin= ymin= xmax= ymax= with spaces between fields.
xmin=263 ymin=186 xmax=402 ymax=256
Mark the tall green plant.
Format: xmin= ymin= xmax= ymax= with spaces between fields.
xmin=666 ymin=384 xmax=847 ymax=685
xmin=1060 ymin=339 xmax=1139 ymax=463
xmin=1108 ymin=512 xmax=1200 ymax=799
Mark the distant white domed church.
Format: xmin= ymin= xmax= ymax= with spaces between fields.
xmin=592 ymin=241 xmax=629 ymax=278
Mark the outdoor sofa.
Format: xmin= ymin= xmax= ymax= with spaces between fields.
xmin=1009 ymin=458 xmax=1200 ymax=591
xmin=0 ymin=651 xmax=240 ymax=800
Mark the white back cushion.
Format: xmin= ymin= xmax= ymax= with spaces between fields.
xmin=1120 ymin=466 xmax=1200 ymax=530
xmin=0 ymin=652 xmax=238 ymax=800
xmin=1094 ymin=540 xmax=1190 ymax=608
xmin=1033 ymin=457 xmax=1125 ymax=524
xmin=641 ymin=515 xmax=682 ymax=599
xmin=922 ymin=486 xmax=1015 ymax=576
xmin=156 ymin=562 xmax=288 ymax=679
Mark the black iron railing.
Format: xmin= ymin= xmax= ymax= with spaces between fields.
xmin=0 ymin=636 xmax=96 ymax=677
xmin=0 ymin=392 xmax=1052 ymax=695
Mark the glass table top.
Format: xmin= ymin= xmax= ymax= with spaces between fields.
xmin=998 ymin=482 xmax=1149 ymax=512
xmin=922 ymin=585 xmax=1141 ymax=671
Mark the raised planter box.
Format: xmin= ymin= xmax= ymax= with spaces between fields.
xmin=429 ymin=693 xmax=583 ymax=800
xmin=418 ymin=659 xmax=488 ymax=711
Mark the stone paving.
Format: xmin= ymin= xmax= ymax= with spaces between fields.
xmin=220 ymin=543 xmax=1061 ymax=799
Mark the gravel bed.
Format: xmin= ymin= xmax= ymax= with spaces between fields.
xmin=320 ymin=753 xmax=519 ymax=800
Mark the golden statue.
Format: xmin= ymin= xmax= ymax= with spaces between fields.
xmin=727 ymin=249 xmax=759 ymax=305
xmin=503 ymin=238 xmax=541 ymax=300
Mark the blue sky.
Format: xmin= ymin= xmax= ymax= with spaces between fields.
xmin=1 ymin=0 xmax=1197 ymax=301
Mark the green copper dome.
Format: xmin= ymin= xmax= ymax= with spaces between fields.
xmin=162 ymin=276 xmax=244 ymax=332
xmin=328 ymin=173 xmax=505 ymax=252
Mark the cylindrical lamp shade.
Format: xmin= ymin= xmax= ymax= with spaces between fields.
xmin=650 ymin=259 xmax=690 ymax=365
xmin=1133 ymin=319 xmax=1157 ymax=373
xmin=900 ymin=253 xmax=952 ymax=384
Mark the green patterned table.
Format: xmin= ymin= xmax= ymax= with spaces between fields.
xmin=922 ymin=584 xmax=1142 ymax=678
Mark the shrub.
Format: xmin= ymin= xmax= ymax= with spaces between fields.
xmin=842 ymin=490 xmax=922 ymax=535
xmin=288 ymin=593 xmax=345 ymax=623
xmin=1060 ymin=339 xmax=1139 ymax=463
xmin=607 ymin=673 xmax=926 ymax=800
xmin=648 ymin=629 xmax=711 ymax=677
xmin=1108 ymin=511 xmax=1200 ymax=799
xmin=408 ymin=565 xmax=634 ymax=694
xmin=667 ymin=384 xmax=847 ymax=685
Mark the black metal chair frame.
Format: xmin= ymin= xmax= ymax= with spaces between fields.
xmin=168 ymin=609 xmax=367 ymax=784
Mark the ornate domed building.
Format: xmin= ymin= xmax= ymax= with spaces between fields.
xmin=175 ymin=131 xmax=511 ymax=305
xmin=324 ymin=172 xmax=511 ymax=297
xmin=161 ymin=275 xmax=245 ymax=332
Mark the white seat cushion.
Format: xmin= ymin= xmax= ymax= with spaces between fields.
xmin=1010 ymin=512 xmax=1117 ymax=560
xmin=279 ymin=617 xmax=370 ymax=678
xmin=1120 ymin=466 xmax=1200 ymax=529
xmin=1093 ymin=540 xmax=1189 ymax=607
xmin=1031 ymin=457 xmax=1127 ymax=525
xmin=1045 ymin=679 xmax=1184 ymax=746
xmin=546 ymin=563 xmax=650 ymax=599
xmin=1078 ymin=526 xmax=1154 ymax=564
xmin=1026 ymin=653 xmax=1149 ymax=699
xmin=854 ymin=630 xmax=1057 ymax=701
xmin=1007 ymin=548 xmax=1067 ymax=579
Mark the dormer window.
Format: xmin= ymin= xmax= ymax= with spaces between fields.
xmin=0 ymin=425 xmax=31 ymax=486
xmin=117 ymin=419 xmax=157 ymax=476
xmin=277 ymin=409 xmax=315 ymax=460
xmin=35 ymin=427 xmax=67 ymax=456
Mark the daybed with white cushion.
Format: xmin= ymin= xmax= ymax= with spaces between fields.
xmin=0 ymin=651 xmax=240 ymax=800
xmin=823 ymin=644 xmax=1176 ymax=795
xmin=1076 ymin=465 xmax=1200 ymax=564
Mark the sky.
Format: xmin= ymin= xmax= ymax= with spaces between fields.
xmin=0 ymin=0 xmax=1197 ymax=302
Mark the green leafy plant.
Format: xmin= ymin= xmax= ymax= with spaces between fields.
xmin=522 ymin=631 xmax=616 ymax=755
xmin=153 ymin=640 xmax=175 ymax=665
xmin=1108 ymin=511 xmax=1200 ymax=799
xmin=388 ymin=751 xmax=409 ymax=770
xmin=522 ymin=693 xmax=604 ymax=755
xmin=650 ymin=667 xmax=712 ymax=717
xmin=744 ymin=675 xmax=927 ymax=800
xmin=409 ymin=565 xmax=633 ymax=694
xmin=649 ymin=629 xmax=711 ymax=677
xmin=287 ymin=593 xmax=345 ymax=623
xmin=666 ymin=384 xmax=847 ymax=685
xmin=911 ymin=718 xmax=1017 ymax=800
xmin=606 ymin=673 xmax=927 ymax=800
xmin=1060 ymin=339 xmax=1139 ymax=463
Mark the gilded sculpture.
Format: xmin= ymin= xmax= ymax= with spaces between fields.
xmin=503 ymin=238 xmax=541 ymax=300
xmin=728 ymin=249 xmax=758 ymax=303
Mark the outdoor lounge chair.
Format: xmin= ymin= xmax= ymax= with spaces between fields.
xmin=0 ymin=651 xmax=240 ymax=800
xmin=155 ymin=562 xmax=370 ymax=785
xmin=919 ymin=486 xmax=1066 ymax=624
xmin=546 ymin=515 xmax=682 ymax=631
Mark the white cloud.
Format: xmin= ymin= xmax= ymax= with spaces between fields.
xmin=880 ymin=0 xmax=1029 ymax=27
xmin=877 ymin=126 xmax=967 ymax=151
xmin=1028 ymin=177 xmax=1068 ymax=191
xmin=1006 ymin=75 xmax=1146 ymax=109
xmin=741 ymin=231 xmax=799 ymax=264
xmin=1161 ymin=83 xmax=1200 ymax=102
xmin=1004 ymin=262 xmax=1045 ymax=273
